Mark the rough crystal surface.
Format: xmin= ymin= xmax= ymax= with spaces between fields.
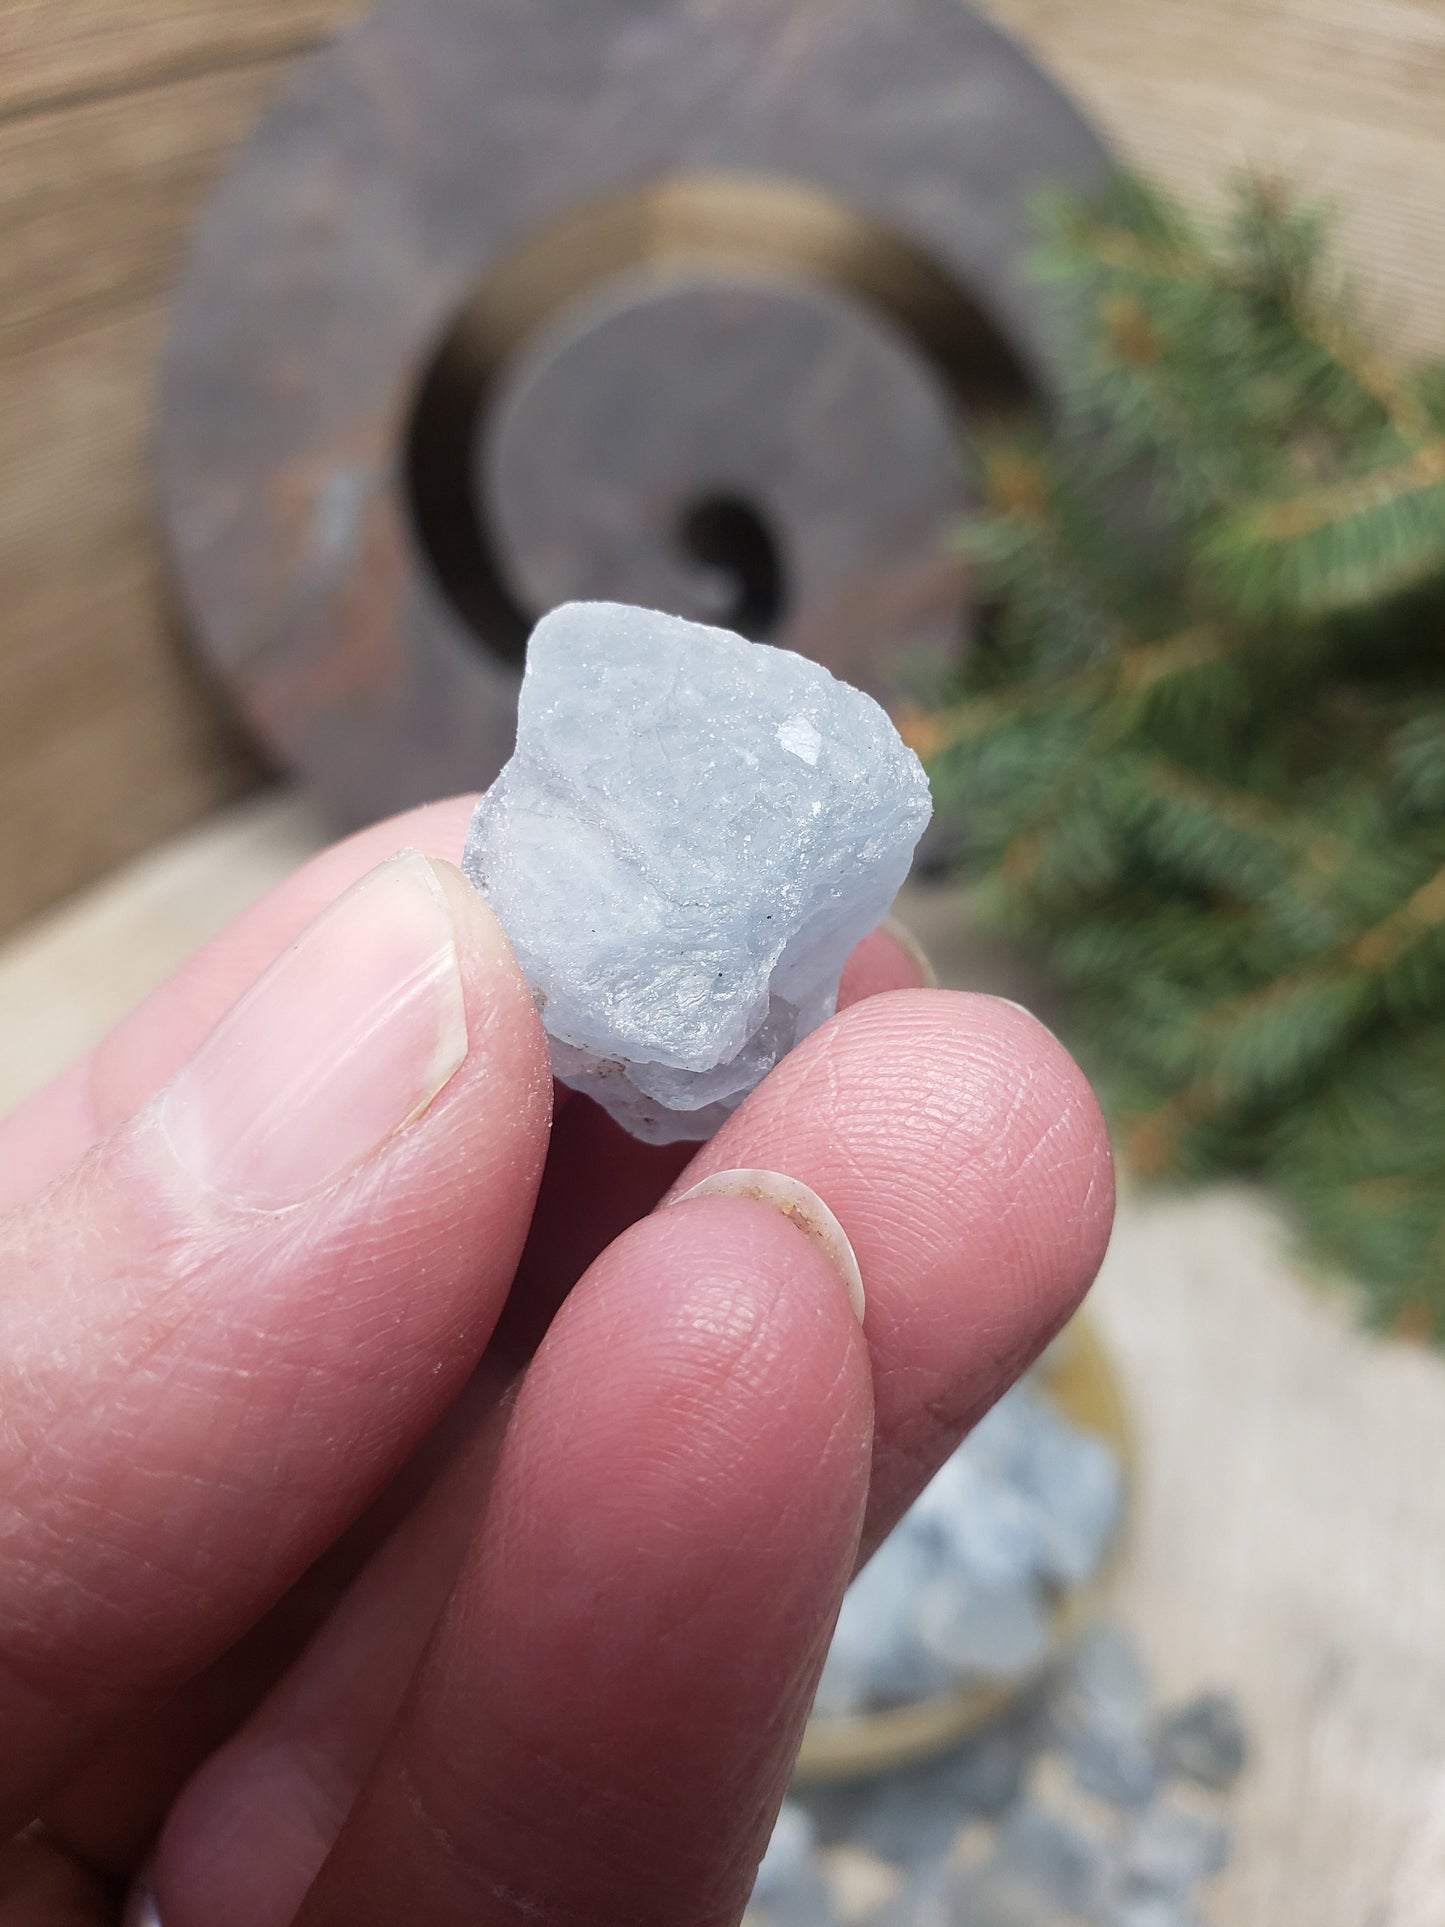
xmin=464 ymin=602 xmax=933 ymax=1142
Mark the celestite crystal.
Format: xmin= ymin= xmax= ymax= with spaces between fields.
xmin=811 ymin=1380 xmax=1125 ymax=1720
xmin=463 ymin=602 xmax=933 ymax=1143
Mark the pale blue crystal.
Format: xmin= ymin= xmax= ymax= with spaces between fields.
xmin=1070 ymin=1626 xmax=1153 ymax=1732
xmin=753 ymin=1804 xmax=818 ymax=1904
xmin=1066 ymin=1716 xmax=1162 ymax=1811
xmin=1061 ymin=1625 xmax=1162 ymax=1809
xmin=751 ymin=1803 xmax=839 ymax=1927
xmin=464 ymin=602 xmax=933 ymax=1143
xmin=810 ymin=1381 xmax=1125 ymax=1719
xmin=875 ymin=1863 xmax=1044 ymax=1927
xmin=815 ymin=1533 xmax=954 ymax=1716
xmin=1104 ymin=1900 xmax=1201 ymax=1927
xmin=914 ymin=1571 xmax=1053 ymax=1680
xmin=1153 ymin=1693 xmax=1248 ymax=1791
xmin=997 ymin=1802 xmax=1107 ymax=1915
xmin=1116 ymin=1801 xmax=1231 ymax=1897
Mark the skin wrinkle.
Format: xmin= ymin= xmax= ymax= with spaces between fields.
xmin=390 ymin=1640 xmax=802 ymax=1927
xmin=1007 ymin=1099 xmax=1104 ymax=1201
xmin=7 ymin=1395 xmax=325 ymax=1694
xmin=7 ymin=1237 xmax=403 ymax=1554
xmin=407 ymin=1674 xmax=696 ymax=1925
xmin=0 ymin=1244 xmax=222 ymax=1502
xmin=11 ymin=1441 xmax=324 ymax=1722
xmin=10 ymin=1428 xmax=243 ymax=1599
xmin=509 ymin=1380 xmax=778 ymax=1581
xmin=392 ymin=1752 xmax=524 ymax=1920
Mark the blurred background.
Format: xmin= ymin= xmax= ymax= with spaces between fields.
xmin=2 ymin=2 xmax=1444 ymax=1923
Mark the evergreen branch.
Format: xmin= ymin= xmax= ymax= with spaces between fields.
xmin=1124 ymin=1091 xmax=1198 ymax=1178
xmin=1128 ymin=857 xmax=1445 ymax=1134
xmin=999 ymin=708 xmax=1121 ymax=889
xmin=1070 ymin=226 xmax=1212 ymax=292
xmin=934 ymin=168 xmax=1445 ymax=1335
xmin=917 ymin=623 xmax=1228 ymax=761
xmin=1244 ymin=441 xmax=1445 ymax=543
xmin=1350 ymin=863 xmax=1445 ymax=971
xmin=1291 ymin=300 xmax=1439 ymax=447
xmin=1396 ymin=1218 xmax=1445 ymax=1335
xmin=1133 ymin=759 xmax=1352 ymax=881
xmin=1073 ymin=183 xmax=1428 ymax=443
xmin=1115 ymin=627 xmax=1225 ymax=693
xmin=896 ymin=687 xmax=1042 ymax=760
xmin=1201 ymin=447 xmax=1445 ymax=617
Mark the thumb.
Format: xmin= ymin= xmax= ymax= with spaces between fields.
xmin=0 ymin=853 xmax=550 ymax=1830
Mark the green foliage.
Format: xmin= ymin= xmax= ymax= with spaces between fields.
xmin=925 ymin=173 xmax=1445 ymax=1337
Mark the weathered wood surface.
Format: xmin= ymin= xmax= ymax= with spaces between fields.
xmin=0 ymin=3 xmax=357 ymax=118
xmin=3 ymin=793 xmax=1444 ymax=1926
xmin=979 ymin=0 xmax=1445 ymax=362
xmin=0 ymin=2 xmax=367 ymax=938
xmin=2 ymin=0 xmax=1444 ymax=938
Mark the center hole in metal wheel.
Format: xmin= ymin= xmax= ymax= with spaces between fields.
xmin=676 ymin=493 xmax=786 ymax=640
xmin=403 ymin=174 xmax=1036 ymax=671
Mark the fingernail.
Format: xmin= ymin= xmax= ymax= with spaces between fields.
xmin=159 ymin=851 xmax=469 ymax=1210
xmin=996 ymin=995 xmax=1048 ymax=1026
xmin=670 ymin=1169 xmax=865 ymax=1321
xmin=881 ymin=914 xmax=939 ymax=989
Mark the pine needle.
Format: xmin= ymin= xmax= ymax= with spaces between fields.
xmin=928 ymin=172 xmax=1445 ymax=1338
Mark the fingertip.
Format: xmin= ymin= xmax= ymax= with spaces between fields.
xmin=540 ymin=1195 xmax=875 ymax=1489
xmin=853 ymin=985 xmax=1115 ymax=1308
xmin=959 ymin=990 xmax=1116 ymax=1278
xmin=669 ymin=1168 xmax=866 ymax=1320
xmin=682 ymin=985 xmax=1115 ymax=1537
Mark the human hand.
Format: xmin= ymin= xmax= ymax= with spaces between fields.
xmin=0 ymin=796 xmax=1112 ymax=1927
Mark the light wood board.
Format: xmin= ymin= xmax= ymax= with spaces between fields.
xmin=978 ymin=0 xmax=1445 ymax=365
xmin=3 ymin=791 xmax=1444 ymax=1926
xmin=0 ymin=2 xmax=368 ymax=940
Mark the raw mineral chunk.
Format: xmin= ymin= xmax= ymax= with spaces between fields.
xmin=464 ymin=602 xmax=933 ymax=1143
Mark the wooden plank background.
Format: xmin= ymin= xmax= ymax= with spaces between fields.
xmin=1 ymin=0 xmax=1443 ymax=938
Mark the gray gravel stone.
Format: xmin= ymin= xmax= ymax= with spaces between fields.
xmin=997 ymin=1800 xmax=1106 ymax=1914
xmin=1117 ymin=1801 xmax=1231 ymax=1897
xmin=1154 ymin=1693 xmax=1249 ymax=1792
